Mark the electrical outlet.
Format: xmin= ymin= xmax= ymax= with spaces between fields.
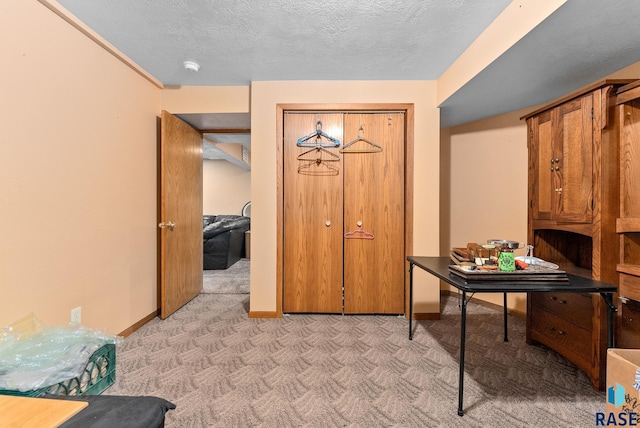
xmin=71 ymin=306 xmax=81 ymax=324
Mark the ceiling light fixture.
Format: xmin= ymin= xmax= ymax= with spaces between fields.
xmin=183 ymin=61 xmax=200 ymax=72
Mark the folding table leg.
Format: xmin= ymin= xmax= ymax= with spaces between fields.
xmin=458 ymin=290 xmax=468 ymax=416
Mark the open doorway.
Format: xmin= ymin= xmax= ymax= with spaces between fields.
xmin=175 ymin=112 xmax=251 ymax=294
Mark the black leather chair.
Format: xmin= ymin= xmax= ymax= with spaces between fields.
xmin=203 ymin=215 xmax=250 ymax=269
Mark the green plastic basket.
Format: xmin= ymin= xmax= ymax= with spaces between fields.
xmin=0 ymin=343 xmax=116 ymax=397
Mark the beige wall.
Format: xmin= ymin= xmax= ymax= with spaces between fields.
xmin=440 ymin=109 xmax=530 ymax=313
xmin=161 ymin=86 xmax=250 ymax=114
xmin=203 ymin=160 xmax=251 ymax=215
xmin=0 ymin=2 xmax=160 ymax=333
xmin=249 ymin=81 xmax=441 ymax=314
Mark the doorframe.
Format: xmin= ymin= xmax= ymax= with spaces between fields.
xmin=275 ymin=103 xmax=415 ymax=318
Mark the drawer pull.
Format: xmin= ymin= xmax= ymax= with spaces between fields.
xmin=550 ymin=327 xmax=566 ymax=335
xmin=549 ymin=296 xmax=567 ymax=304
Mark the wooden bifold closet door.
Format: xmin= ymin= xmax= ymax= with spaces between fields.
xmin=283 ymin=111 xmax=405 ymax=314
xmin=283 ymin=113 xmax=344 ymax=313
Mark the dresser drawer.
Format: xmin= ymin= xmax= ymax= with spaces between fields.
xmin=619 ymin=298 xmax=640 ymax=348
xmin=530 ymin=292 xmax=593 ymax=329
xmin=529 ymin=308 xmax=591 ymax=370
xmin=620 ymin=273 xmax=640 ymax=302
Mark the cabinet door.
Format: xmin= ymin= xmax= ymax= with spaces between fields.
xmin=343 ymin=113 xmax=405 ymax=314
xmin=528 ymin=111 xmax=554 ymax=220
xmin=283 ymin=113 xmax=344 ymax=313
xmin=555 ymin=95 xmax=594 ymax=223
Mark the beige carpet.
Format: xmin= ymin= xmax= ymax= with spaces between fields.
xmin=103 ymin=292 xmax=606 ymax=427
xmin=202 ymin=259 xmax=249 ymax=294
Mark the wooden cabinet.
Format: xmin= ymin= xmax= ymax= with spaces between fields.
xmin=529 ymin=96 xmax=593 ymax=223
xmin=282 ymin=112 xmax=405 ymax=314
xmin=523 ymin=80 xmax=634 ymax=390
xmin=615 ymin=81 xmax=640 ymax=347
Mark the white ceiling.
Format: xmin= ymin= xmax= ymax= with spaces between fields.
xmin=56 ymin=0 xmax=640 ymax=130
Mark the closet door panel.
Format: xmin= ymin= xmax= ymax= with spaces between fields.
xmin=343 ymin=113 xmax=405 ymax=314
xmin=283 ymin=113 xmax=344 ymax=313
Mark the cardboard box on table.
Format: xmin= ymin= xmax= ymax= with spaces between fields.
xmin=606 ymin=349 xmax=640 ymax=415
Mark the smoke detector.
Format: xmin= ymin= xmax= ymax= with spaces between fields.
xmin=183 ymin=61 xmax=200 ymax=72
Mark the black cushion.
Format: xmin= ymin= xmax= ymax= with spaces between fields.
xmin=47 ymin=394 xmax=176 ymax=428
xmin=202 ymin=215 xmax=250 ymax=270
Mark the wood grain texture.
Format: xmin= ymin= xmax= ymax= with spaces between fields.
xmin=528 ymin=111 xmax=553 ymax=220
xmin=615 ymin=86 xmax=640 ymax=347
xmin=343 ymin=113 xmax=404 ymax=314
xmin=555 ymin=95 xmax=593 ymax=223
xmin=160 ymin=111 xmax=203 ymax=319
xmin=0 ymin=395 xmax=87 ymax=428
xmin=525 ymin=82 xmax=628 ymax=390
xmin=283 ymin=113 xmax=344 ymax=313
xmin=620 ymin=101 xmax=640 ymax=219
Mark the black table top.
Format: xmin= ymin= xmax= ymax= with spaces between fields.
xmin=407 ymin=256 xmax=617 ymax=293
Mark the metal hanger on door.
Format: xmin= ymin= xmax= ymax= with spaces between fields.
xmin=297 ymin=120 xmax=341 ymax=148
xmin=298 ymin=158 xmax=340 ymax=176
xmin=296 ymin=145 xmax=340 ymax=161
xmin=340 ymin=116 xmax=383 ymax=153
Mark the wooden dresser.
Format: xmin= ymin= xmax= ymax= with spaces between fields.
xmin=522 ymin=79 xmax=634 ymax=390
xmin=616 ymin=81 xmax=640 ymax=348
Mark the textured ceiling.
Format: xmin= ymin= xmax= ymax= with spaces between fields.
xmin=55 ymin=0 xmax=640 ymax=130
xmin=56 ymin=0 xmax=511 ymax=84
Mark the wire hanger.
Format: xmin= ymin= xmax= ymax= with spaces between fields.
xmin=297 ymin=145 xmax=340 ymax=161
xmin=297 ymin=120 xmax=341 ymax=148
xmin=344 ymin=221 xmax=374 ymax=240
xmin=298 ymin=158 xmax=340 ymax=176
xmin=340 ymin=117 xmax=383 ymax=153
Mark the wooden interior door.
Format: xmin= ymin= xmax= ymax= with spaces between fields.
xmin=556 ymin=95 xmax=593 ymax=223
xmin=343 ymin=113 xmax=405 ymax=314
xmin=283 ymin=113 xmax=344 ymax=313
xmin=159 ymin=110 xmax=203 ymax=319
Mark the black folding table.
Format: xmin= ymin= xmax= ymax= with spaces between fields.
xmin=407 ymin=256 xmax=617 ymax=416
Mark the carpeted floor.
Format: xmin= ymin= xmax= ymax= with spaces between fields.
xmin=202 ymin=259 xmax=249 ymax=294
xmin=104 ymin=292 xmax=605 ymax=427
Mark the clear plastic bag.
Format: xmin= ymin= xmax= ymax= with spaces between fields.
xmin=0 ymin=313 xmax=122 ymax=392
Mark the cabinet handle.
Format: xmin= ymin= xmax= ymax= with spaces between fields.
xmin=551 ymin=159 xmax=555 ymax=164
xmin=557 ymin=330 xmax=565 ymax=335
xmin=554 ymin=158 xmax=559 ymax=162
xmin=550 ymin=296 xmax=557 ymax=301
xmin=555 ymin=166 xmax=559 ymax=171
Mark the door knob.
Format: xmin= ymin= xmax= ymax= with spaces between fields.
xmin=158 ymin=221 xmax=176 ymax=230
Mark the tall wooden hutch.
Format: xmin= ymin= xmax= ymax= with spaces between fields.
xmin=523 ymin=80 xmax=634 ymax=389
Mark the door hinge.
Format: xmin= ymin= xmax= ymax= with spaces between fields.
xmin=591 ymin=107 xmax=594 ymax=119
